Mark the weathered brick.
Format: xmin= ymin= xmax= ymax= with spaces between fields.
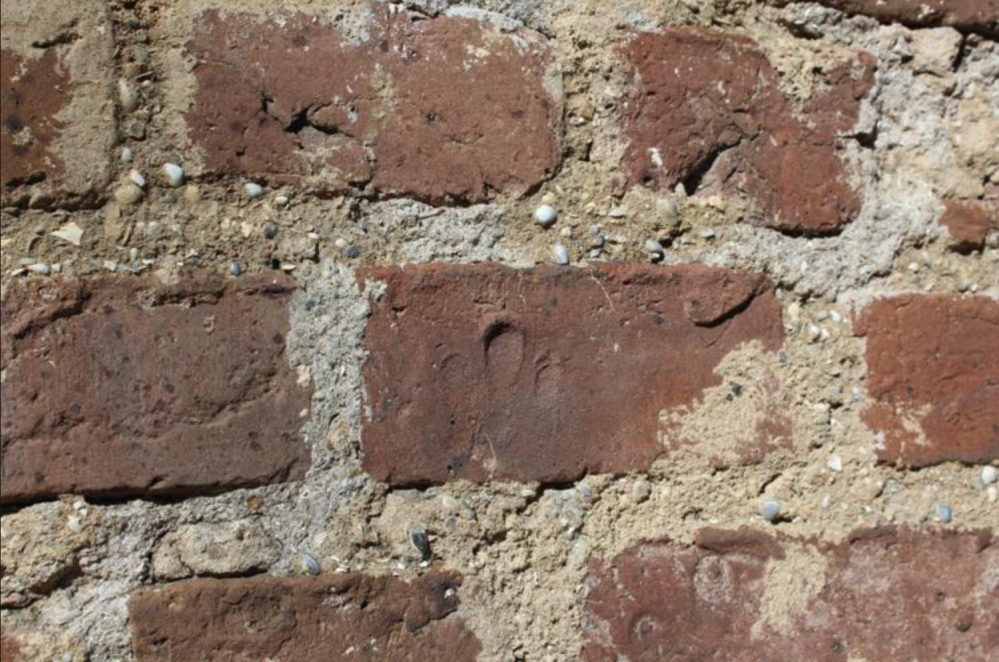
xmin=1 ymin=0 xmax=115 ymax=207
xmin=623 ymin=28 xmax=874 ymax=235
xmin=0 ymin=272 xmax=311 ymax=504
xmin=359 ymin=264 xmax=784 ymax=485
xmin=184 ymin=6 xmax=562 ymax=204
xmin=940 ymin=199 xmax=997 ymax=253
xmin=128 ymin=571 xmax=481 ymax=661
xmin=584 ymin=527 xmax=998 ymax=660
xmin=855 ymin=294 xmax=999 ymax=467
xmin=773 ymin=0 xmax=999 ymax=38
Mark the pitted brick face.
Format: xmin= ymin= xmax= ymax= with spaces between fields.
xmin=623 ymin=28 xmax=874 ymax=235
xmin=1 ymin=49 xmax=68 ymax=195
xmin=855 ymin=294 xmax=999 ymax=467
xmin=0 ymin=271 xmax=312 ymax=504
xmin=772 ymin=0 xmax=999 ymax=38
xmin=128 ymin=572 xmax=481 ymax=662
xmin=584 ymin=528 xmax=999 ymax=660
xmin=185 ymin=7 xmax=563 ymax=204
xmin=359 ymin=264 xmax=785 ymax=485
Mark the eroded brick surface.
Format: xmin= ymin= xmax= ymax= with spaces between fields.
xmin=128 ymin=571 xmax=481 ymax=661
xmin=359 ymin=264 xmax=785 ymax=485
xmin=1 ymin=50 xmax=68 ymax=194
xmin=584 ymin=528 xmax=998 ymax=660
xmin=1 ymin=0 xmax=115 ymax=207
xmin=855 ymin=294 xmax=999 ymax=467
xmin=941 ymin=199 xmax=997 ymax=253
xmin=0 ymin=272 xmax=312 ymax=504
xmin=774 ymin=0 xmax=999 ymax=38
xmin=185 ymin=6 xmax=562 ymax=204
xmin=623 ymin=28 xmax=874 ymax=235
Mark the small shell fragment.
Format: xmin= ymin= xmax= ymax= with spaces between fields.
xmin=408 ymin=529 xmax=431 ymax=558
xmin=553 ymin=244 xmax=570 ymax=265
xmin=51 ymin=222 xmax=84 ymax=247
xmin=162 ymin=163 xmax=185 ymax=188
xmin=118 ymin=78 xmax=139 ymax=113
xmin=129 ymin=169 xmax=146 ymax=188
xmin=299 ymin=551 xmax=322 ymax=575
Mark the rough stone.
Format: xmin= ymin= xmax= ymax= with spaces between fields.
xmin=855 ymin=294 xmax=999 ymax=467
xmin=584 ymin=527 xmax=998 ymax=660
xmin=1 ymin=0 xmax=115 ymax=207
xmin=150 ymin=519 xmax=281 ymax=580
xmin=184 ymin=6 xmax=562 ymax=204
xmin=129 ymin=571 xmax=481 ymax=661
xmin=359 ymin=264 xmax=785 ymax=485
xmin=623 ymin=27 xmax=874 ymax=235
xmin=940 ymin=199 xmax=997 ymax=253
xmin=773 ymin=0 xmax=999 ymax=38
xmin=0 ymin=501 xmax=94 ymax=607
xmin=0 ymin=271 xmax=312 ymax=504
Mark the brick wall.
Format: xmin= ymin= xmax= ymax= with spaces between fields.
xmin=1 ymin=1 xmax=997 ymax=660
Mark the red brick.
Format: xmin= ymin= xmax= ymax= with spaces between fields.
xmin=1 ymin=0 xmax=115 ymax=208
xmin=359 ymin=264 xmax=784 ymax=485
xmin=623 ymin=28 xmax=874 ymax=235
xmin=855 ymin=294 xmax=999 ymax=467
xmin=584 ymin=527 xmax=998 ymax=660
xmin=128 ymin=571 xmax=481 ymax=661
xmin=0 ymin=272 xmax=311 ymax=504
xmin=772 ymin=0 xmax=999 ymax=38
xmin=184 ymin=6 xmax=562 ymax=204
xmin=940 ymin=199 xmax=997 ymax=253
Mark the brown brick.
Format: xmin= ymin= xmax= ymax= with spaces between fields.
xmin=359 ymin=264 xmax=784 ymax=485
xmin=623 ymin=28 xmax=874 ymax=235
xmin=184 ymin=6 xmax=562 ymax=204
xmin=855 ymin=294 xmax=999 ymax=467
xmin=940 ymin=199 xmax=997 ymax=253
xmin=128 ymin=571 xmax=481 ymax=661
xmin=584 ymin=527 xmax=998 ymax=660
xmin=1 ymin=0 xmax=115 ymax=208
xmin=772 ymin=0 xmax=999 ymax=38
xmin=0 ymin=271 xmax=311 ymax=504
